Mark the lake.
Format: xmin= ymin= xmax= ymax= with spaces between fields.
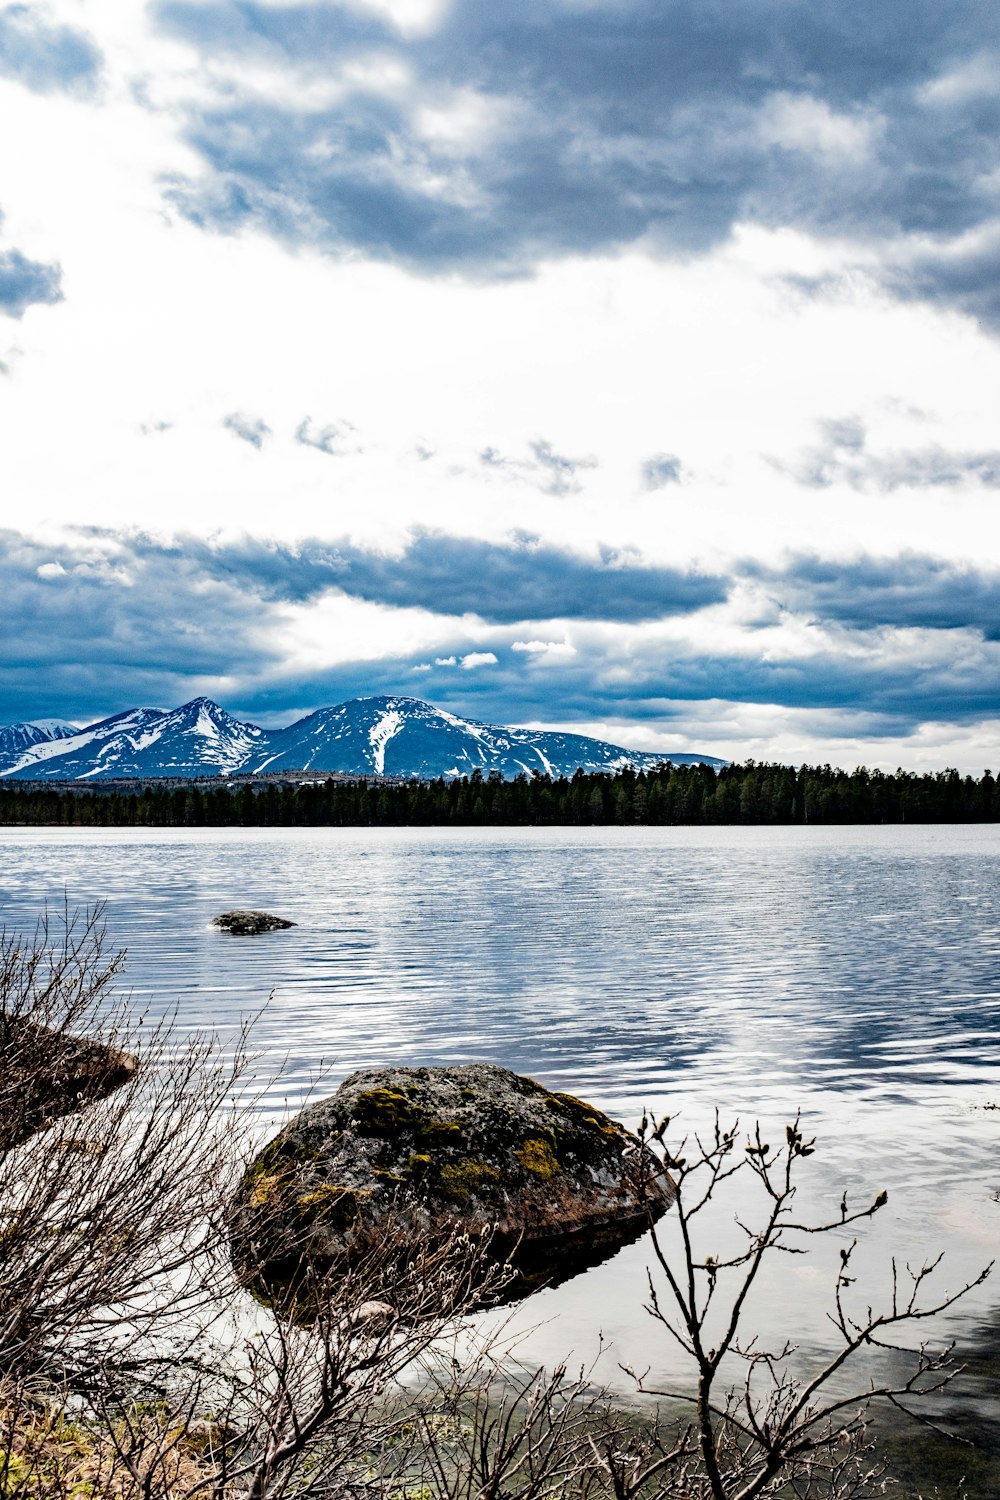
xmin=1 ymin=824 xmax=999 ymax=1488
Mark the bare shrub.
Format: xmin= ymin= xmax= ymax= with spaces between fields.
xmin=0 ymin=905 xmax=252 ymax=1387
xmin=618 ymin=1111 xmax=993 ymax=1499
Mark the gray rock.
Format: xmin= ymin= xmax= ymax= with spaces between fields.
xmin=229 ymin=1063 xmax=673 ymax=1304
xmin=0 ymin=1018 xmax=138 ymax=1151
xmin=211 ymin=910 xmax=296 ymax=935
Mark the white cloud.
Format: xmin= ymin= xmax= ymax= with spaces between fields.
xmin=756 ymin=92 xmax=878 ymax=162
xmin=460 ymin=651 xmax=498 ymax=669
xmin=512 ymin=639 xmax=576 ymax=657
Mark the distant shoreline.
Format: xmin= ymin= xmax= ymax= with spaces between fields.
xmin=0 ymin=761 xmax=996 ymax=826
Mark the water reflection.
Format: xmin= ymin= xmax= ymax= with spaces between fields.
xmin=0 ymin=825 xmax=998 ymax=1401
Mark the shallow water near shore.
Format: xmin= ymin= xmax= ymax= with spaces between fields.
xmin=1 ymin=823 xmax=999 ymax=1492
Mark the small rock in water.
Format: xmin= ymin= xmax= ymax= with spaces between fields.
xmin=211 ymin=910 xmax=296 ymax=935
xmin=228 ymin=1062 xmax=674 ymax=1308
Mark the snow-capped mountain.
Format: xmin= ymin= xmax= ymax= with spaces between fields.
xmin=249 ymin=696 xmax=721 ymax=778
xmin=2 ymin=700 xmax=266 ymax=780
xmin=1 ymin=695 xmax=722 ymax=780
xmin=0 ymin=719 xmax=78 ymax=772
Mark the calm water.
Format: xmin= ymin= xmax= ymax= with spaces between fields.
xmin=1 ymin=825 xmax=999 ymax=1480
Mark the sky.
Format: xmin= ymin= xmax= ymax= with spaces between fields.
xmin=3 ymin=0 xmax=1000 ymax=770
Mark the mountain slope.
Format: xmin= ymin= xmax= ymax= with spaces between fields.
xmin=2 ymin=701 xmax=266 ymax=780
xmin=0 ymin=720 xmax=78 ymax=773
xmin=1 ymin=695 xmax=722 ymax=780
xmin=250 ymin=696 xmax=722 ymax=778
xmin=2 ymin=709 xmax=167 ymax=779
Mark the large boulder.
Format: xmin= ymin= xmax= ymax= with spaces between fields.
xmin=0 ymin=1018 xmax=138 ymax=1151
xmin=212 ymin=910 xmax=295 ymax=935
xmin=229 ymin=1063 xmax=673 ymax=1305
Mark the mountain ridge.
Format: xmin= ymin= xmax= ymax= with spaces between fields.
xmin=0 ymin=719 xmax=78 ymax=763
xmin=0 ymin=695 xmax=723 ymax=781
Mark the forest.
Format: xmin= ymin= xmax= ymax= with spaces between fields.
xmin=1 ymin=759 xmax=998 ymax=826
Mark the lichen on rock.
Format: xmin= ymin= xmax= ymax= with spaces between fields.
xmin=228 ymin=1063 xmax=673 ymax=1309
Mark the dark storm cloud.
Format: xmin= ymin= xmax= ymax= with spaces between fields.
xmin=0 ymin=524 xmax=729 ymax=719
xmin=171 ymin=530 xmax=726 ymax=622
xmin=0 ymin=531 xmax=284 ymax=722
xmin=8 ymin=526 xmax=1000 ymax=734
xmin=152 ymin=0 xmax=1000 ymax=322
xmin=758 ymin=553 xmax=1000 ymax=637
xmin=0 ymin=246 xmax=63 ymax=318
xmin=410 ymin=625 xmax=1000 ymax=733
xmin=775 ymin=417 xmax=1000 ymax=490
xmin=890 ymin=229 xmax=1000 ymax=329
xmin=0 ymin=5 xmax=102 ymax=95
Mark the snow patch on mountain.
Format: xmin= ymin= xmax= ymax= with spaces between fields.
xmin=368 ymin=709 xmax=403 ymax=775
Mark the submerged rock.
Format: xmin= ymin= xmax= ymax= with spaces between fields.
xmin=211 ymin=910 xmax=296 ymax=935
xmin=228 ymin=1063 xmax=673 ymax=1305
xmin=0 ymin=1018 xmax=138 ymax=1151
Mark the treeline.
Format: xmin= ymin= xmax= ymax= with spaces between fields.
xmin=1 ymin=760 xmax=998 ymax=826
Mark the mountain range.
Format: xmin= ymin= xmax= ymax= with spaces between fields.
xmin=0 ymin=697 xmax=723 ymax=782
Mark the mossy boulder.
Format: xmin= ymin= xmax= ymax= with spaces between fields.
xmin=229 ymin=1063 xmax=673 ymax=1305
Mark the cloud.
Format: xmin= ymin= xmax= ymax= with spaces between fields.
xmin=5 ymin=526 xmax=1000 ymax=745
xmin=0 ymin=529 xmax=287 ymax=721
xmin=512 ymin=639 xmax=576 ymax=658
xmin=526 ymin=439 xmax=597 ymax=496
xmin=152 ymin=0 xmax=1000 ymax=325
xmin=0 ymin=4 xmax=102 ymax=95
xmin=433 ymin=624 xmax=1000 ymax=732
xmin=295 ymin=416 xmax=358 ymax=455
xmin=187 ymin=530 xmax=726 ymax=623
xmin=222 ymin=411 xmax=271 ymax=448
xmin=775 ymin=416 xmax=1000 ymax=491
xmin=758 ymin=552 xmax=1000 ymax=637
xmin=640 ymin=453 xmax=683 ymax=490
xmin=480 ymin=438 xmax=597 ymax=495
xmin=0 ymin=245 xmax=63 ymax=318
xmin=887 ymin=203 xmax=1000 ymax=331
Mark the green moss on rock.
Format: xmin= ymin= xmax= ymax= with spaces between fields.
xmin=350 ymin=1087 xmax=462 ymax=1146
xmin=351 ymin=1087 xmax=426 ymax=1134
xmin=437 ymin=1159 xmax=502 ymax=1201
xmin=515 ymin=1138 xmax=561 ymax=1180
xmin=294 ymin=1185 xmax=367 ymax=1230
xmin=248 ymin=1172 xmax=287 ymax=1209
xmin=547 ymin=1092 xmax=624 ymax=1139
